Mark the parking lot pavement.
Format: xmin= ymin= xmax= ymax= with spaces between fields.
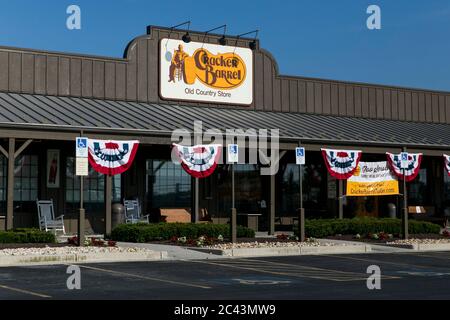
xmin=0 ymin=251 xmax=450 ymax=299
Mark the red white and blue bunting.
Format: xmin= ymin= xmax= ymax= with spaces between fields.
xmin=386 ymin=152 xmax=422 ymax=182
xmin=88 ymin=139 xmax=139 ymax=176
xmin=172 ymin=144 xmax=222 ymax=178
xmin=321 ymin=148 xmax=362 ymax=180
xmin=444 ymin=154 xmax=450 ymax=177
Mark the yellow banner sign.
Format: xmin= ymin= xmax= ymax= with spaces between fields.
xmin=347 ymin=161 xmax=399 ymax=196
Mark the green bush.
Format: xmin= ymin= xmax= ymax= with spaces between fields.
xmin=0 ymin=228 xmax=56 ymax=244
xmin=111 ymin=223 xmax=255 ymax=243
xmin=293 ymin=218 xmax=440 ymax=238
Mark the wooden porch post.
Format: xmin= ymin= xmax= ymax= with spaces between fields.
xmin=105 ymin=175 xmax=112 ymax=235
xmin=6 ymin=138 xmax=15 ymax=230
xmin=269 ymin=173 xmax=275 ymax=235
xmin=194 ymin=178 xmax=199 ymax=222
xmin=267 ymin=150 xmax=286 ymax=236
xmin=338 ymin=180 xmax=344 ymax=219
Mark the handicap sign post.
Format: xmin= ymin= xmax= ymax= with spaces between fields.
xmin=75 ymin=136 xmax=88 ymax=247
xmin=400 ymin=152 xmax=408 ymax=169
xmin=400 ymin=150 xmax=409 ymax=239
xmin=296 ymin=146 xmax=306 ymax=242
xmin=228 ymin=144 xmax=239 ymax=163
xmin=228 ymin=144 xmax=238 ymax=243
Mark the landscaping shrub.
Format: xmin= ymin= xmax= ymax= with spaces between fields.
xmin=293 ymin=218 xmax=440 ymax=238
xmin=111 ymin=223 xmax=255 ymax=243
xmin=0 ymin=228 xmax=56 ymax=243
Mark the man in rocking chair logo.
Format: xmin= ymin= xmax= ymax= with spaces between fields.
xmin=168 ymin=44 xmax=189 ymax=83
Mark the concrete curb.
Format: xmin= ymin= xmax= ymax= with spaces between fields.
xmin=192 ymin=244 xmax=371 ymax=257
xmin=0 ymin=250 xmax=168 ymax=267
xmin=384 ymin=243 xmax=450 ymax=251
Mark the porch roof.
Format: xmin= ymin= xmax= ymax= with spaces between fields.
xmin=0 ymin=92 xmax=450 ymax=149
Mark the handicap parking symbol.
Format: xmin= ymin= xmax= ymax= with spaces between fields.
xmin=76 ymin=137 xmax=88 ymax=158
xmin=77 ymin=138 xmax=87 ymax=148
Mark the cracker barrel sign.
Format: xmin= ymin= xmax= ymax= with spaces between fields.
xmin=160 ymin=38 xmax=253 ymax=105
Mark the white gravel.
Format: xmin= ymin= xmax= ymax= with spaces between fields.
xmin=0 ymin=246 xmax=154 ymax=256
xmin=204 ymin=241 xmax=347 ymax=250
xmin=387 ymin=238 xmax=450 ymax=245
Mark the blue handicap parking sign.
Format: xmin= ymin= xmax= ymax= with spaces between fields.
xmin=296 ymin=147 xmax=305 ymax=165
xmin=76 ymin=137 xmax=88 ymax=158
xmin=77 ymin=138 xmax=87 ymax=148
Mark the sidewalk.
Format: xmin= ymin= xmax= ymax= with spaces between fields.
xmin=118 ymin=237 xmax=446 ymax=260
xmin=117 ymin=242 xmax=228 ymax=260
xmin=318 ymin=238 xmax=412 ymax=253
xmin=118 ymin=239 xmax=372 ymax=259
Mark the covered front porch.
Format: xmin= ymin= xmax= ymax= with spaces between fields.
xmin=0 ymin=92 xmax=449 ymax=234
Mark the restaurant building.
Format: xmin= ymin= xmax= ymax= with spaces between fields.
xmin=0 ymin=25 xmax=449 ymax=235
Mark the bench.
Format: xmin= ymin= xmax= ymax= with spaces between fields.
xmin=160 ymin=208 xmax=191 ymax=223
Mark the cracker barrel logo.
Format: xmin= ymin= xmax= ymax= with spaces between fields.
xmin=168 ymin=44 xmax=246 ymax=90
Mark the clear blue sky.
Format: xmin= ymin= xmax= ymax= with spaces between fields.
xmin=0 ymin=0 xmax=449 ymax=91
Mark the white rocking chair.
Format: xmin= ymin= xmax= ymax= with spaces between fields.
xmin=36 ymin=199 xmax=65 ymax=234
xmin=124 ymin=199 xmax=149 ymax=224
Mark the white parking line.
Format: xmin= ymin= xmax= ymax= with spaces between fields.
xmin=410 ymin=253 xmax=450 ymax=261
xmin=77 ymin=264 xmax=211 ymax=289
xmin=320 ymin=254 xmax=440 ymax=270
xmin=189 ymin=259 xmax=379 ymax=282
xmin=0 ymin=284 xmax=51 ymax=298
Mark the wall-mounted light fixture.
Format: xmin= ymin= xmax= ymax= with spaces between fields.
xmin=202 ymin=25 xmax=227 ymax=46
xmin=168 ymin=21 xmax=191 ymax=43
xmin=235 ymin=30 xmax=259 ymax=50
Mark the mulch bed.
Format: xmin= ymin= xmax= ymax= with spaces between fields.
xmin=143 ymin=237 xmax=303 ymax=248
xmin=0 ymin=243 xmax=73 ymax=249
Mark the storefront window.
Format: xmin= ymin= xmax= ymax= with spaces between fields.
xmin=408 ymin=168 xmax=427 ymax=205
xmin=112 ymin=175 xmax=121 ymax=201
xmin=146 ymin=160 xmax=191 ymax=208
xmin=66 ymin=157 xmax=121 ymax=203
xmin=443 ymin=168 xmax=450 ymax=206
xmin=279 ymin=153 xmax=327 ymax=217
xmin=216 ymin=164 xmax=262 ymax=216
xmin=0 ymin=156 xmax=6 ymax=202
xmin=14 ymin=155 xmax=38 ymax=201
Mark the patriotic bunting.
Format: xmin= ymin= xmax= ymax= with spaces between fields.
xmin=172 ymin=144 xmax=222 ymax=178
xmin=444 ymin=154 xmax=450 ymax=177
xmin=88 ymin=139 xmax=139 ymax=176
xmin=321 ymin=148 xmax=362 ymax=180
xmin=386 ymin=152 xmax=422 ymax=182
